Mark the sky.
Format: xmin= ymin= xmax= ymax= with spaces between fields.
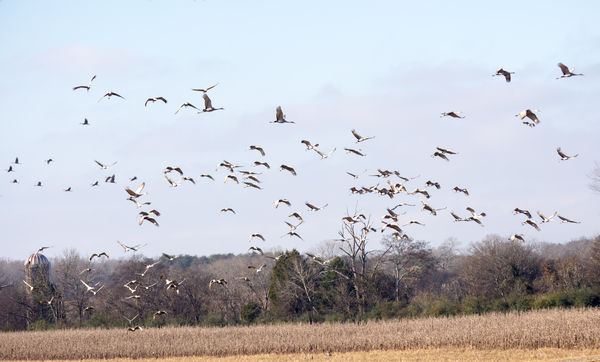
xmin=0 ymin=0 xmax=599 ymax=260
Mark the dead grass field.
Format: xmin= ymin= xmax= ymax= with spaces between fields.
xmin=3 ymin=308 xmax=600 ymax=360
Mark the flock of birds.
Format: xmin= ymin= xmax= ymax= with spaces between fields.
xmin=3 ymin=62 xmax=587 ymax=331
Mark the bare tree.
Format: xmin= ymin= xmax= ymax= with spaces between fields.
xmin=336 ymin=215 xmax=391 ymax=317
xmin=590 ymin=162 xmax=600 ymax=193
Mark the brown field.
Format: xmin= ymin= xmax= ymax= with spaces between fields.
xmin=3 ymin=308 xmax=600 ymax=361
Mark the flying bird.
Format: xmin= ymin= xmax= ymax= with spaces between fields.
xmin=98 ymin=91 xmax=125 ymax=102
xmin=199 ymin=93 xmax=224 ymax=112
xmin=288 ymin=212 xmax=304 ymax=222
xmin=344 ymin=148 xmax=366 ymax=157
xmin=271 ymin=106 xmax=294 ymax=123
xmin=431 ymin=152 xmax=449 ymax=161
xmin=249 ymin=145 xmax=265 ymax=156
xmin=493 ymin=68 xmax=514 ymax=82
xmin=523 ymin=219 xmax=541 ymax=231
xmin=145 ymin=97 xmax=167 ymax=106
xmin=153 ymin=310 xmax=167 ymax=319
xmin=139 ymin=216 xmax=159 ymax=227
xmin=23 ymin=280 xmax=36 ymax=292
xmin=436 ymin=147 xmax=458 ymax=155
xmin=249 ymin=233 xmax=266 ymax=242
xmin=117 ymin=241 xmax=147 ymax=252
xmin=537 ymin=210 xmax=558 ymax=223
xmin=175 ymin=102 xmax=199 ymax=114
xmin=305 ymin=202 xmax=328 ymax=211
xmin=280 ymin=164 xmax=297 ymax=176
xmin=248 ymin=264 xmax=267 ymax=273
xmin=453 ymin=186 xmax=469 ymax=196
xmin=191 ymin=83 xmax=218 ymax=93
xmin=72 ymin=75 xmax=96 ymax=91
xmin=556 ymin=147 xmax=578 ymax=161
xmin=94 ymin=160 xmax=117 ymax=169
xmin=81 ymin=118 xmax=90 ymax=125
xmin=199 ymin=174 xmax=214 ymax=180
xmin=514 ymin=208 xmax=532 ymax=219
xmin=164 ymin=166 xmax=184 ymax=175
xmin=509 ymin=234 xmax=525 ymax=242
xmin=105 ymin=174 xmax=116 ymax=183
xmin=248 ymin=246 xmax=263 ymax=254
xmin=515 ymin=109 xmax=540 ymax=125
xmin=301 ymin=140 xmax=319 ymax=150
xmin=209 ymin=279 xmax=227 ymax=288
xmin=89 ymin=252 xmax=109 ymax=261
xmin=275 ymin=199 xmax=291 ymax=208
xmin=440 ymin=111 xmax=464 ymax=118
xmin=162 ymin=253 xmax=177 ymax=261
xmin=220 ymin=208 xmax=236 ymax=214
xmin=351 ymin=129 xmax=375 ymax=143
xmin=557 ymin=215 xmax=581 ymax=224
xmin=253 ymin=161 xmax=270 ymax=169
xmin=125 ymin=182 xmax=146 ymax=198
xmin=556 ymin=63 xmax=583 ymax=79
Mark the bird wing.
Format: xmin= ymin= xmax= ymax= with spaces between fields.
xmin=276 ymin=106 xmax=284 ymax=121
xmin=558 ymin=63 xmax=570 ymax=75
xmin=135 ymin=182 xmax=145 ymax=195
xmin=351 ymin=129 xmax=362 ymax=141
xmin=203 ymin=93 xmax=213 ymax=109
xmin=94 ymin=160 xmax=106 ymax=168
xmin=556 ymin=148 xmax=569 ymax=159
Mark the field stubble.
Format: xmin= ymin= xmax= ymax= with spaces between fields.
xmin=2 ymin=308 xmax=600 ymax=360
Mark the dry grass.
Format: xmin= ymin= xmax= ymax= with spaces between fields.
xmin=3 ymin=308 xmax=600 ymax=360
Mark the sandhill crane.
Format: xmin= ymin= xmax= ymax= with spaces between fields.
xmin=128 ymin=197 xmax=151 ymax=208
xmin=306 ymin=202 xmax=328 ymax=211
xmin=557 ymin=147 xmax=578 ymax=161
xmin=216 ymin=160 xmax=241 ymax=172
xmin=12 ymin=157 xmax=20 ymax=165
xmin=436 ymin=147 xmax=458 ymax=155
xmin=509 ymin=234 xmax=525 ymax=242
xmin=127 ymin=326 xmax=143 ymax=332
xmin=94 ymin=160 xmax=117 ymax=169
xmin=137 ymin=261 xmax=160 ymax=277
xmin=141 ymin=283 xmax=157 ymax=291
xmin=153 ymin=310 xmax=167 ymax=319
xmin=344 ymin=148 xmax=366 ymax=157
xmin=249 ymin=233 xmax=266 ymax=242
xmin=466 ymin=216 xmax=484 ymax=227
xmin=431 ymin=152 xmax=449 ymax=161
xmin=98 ymin=91 xmax=125 ymax=102
xmin=39 ymin=295 xmax=61 ymax=305
xmin=130 ymin=175 xmax=137 ymax=181
xmin=275 ymin=199 xmax=291 ymax=208
xmin=181 ymin=176 xmax=195 ymax=185
xmin=346 ymin=170 xmax=366 ymax=179
xmin=139 ymin=216 xmax=159 ymax=227
xmin=220 ymin=208 xmax=236 ymax=214
xmin=453 ymin=186 xmax=469 ymax=196
xmin=81 ymin=118 xmax=89 ymax=125
xmin=73 ymin=75 xmax=96 ymax=91
xmin=45 ymin=159 xmax=53 ymax=165
xmin=288 ymin=212 xmax=304 ymax=223
xmin=10 ymin=179 xmax=18 ymax=183
xmin=236 ymin=276 xmax=251 ymax=282
xmin=117 ymin=241 xmax=147 ymax=252
xmin=243 ymin=175 xmax=260 ymax=183
xmin=381 ymin=222 xmax=403 ymax=233
xmin=83 ymin=306 xmax=95 ymax=313
xmin=240 ymin=170 xmax=261 ymax=176
xmin=425 ymin=180 xmax=441 ymax=189
xmin=266 ymin=254 xmax=285 ymax=261
xmin=556 ymin=63 xmax=583 ymax=79
xmin=91 ymin=181 xmax=99 ymax=187
xmin=125 ymin=182 xmax=146 ymax=198
xmin=224 ymin=174 xmax=239 ymax=184
xmin=164 ymin=166 xmax=184 ymax=175
xmin=89 ymin=252 xmax=109 ymax=261
xmin=199 ymin=93 xmax=223 ymax=112
xmin=514 ymin=208 xmax=532 ymax=219
xmin=466 ymin=207 xmax=486 ymax=220
xmin=165 ymin=175 xmax=183 ymax=187
xmin=23 ymin=280 xmax=37 ymax=292
xmin=79 ymin=268 xmax=92 ymax=275
xmin=159 ymin=253 xmax=176 ymax=262
xmin=403 ymin=220 xmax=425 ymax=227
xmin=285 ymin=220 xmax=303 ymax=232
xmin=105 ymin=174 xmax=116 ymax=183
xmin=271 ymin=106 xmax=294 ymax=123
xmin=557 ymin=215 xmax=581 ymax=224
xmin=34 ymin=181 xmax=43 ymax=187
xmin=440 ymin=111 xmax=464 ymax=118
xmin=515 ymin=109 xmax=540 ymax=125
xmin=199 ymin=174 xmax=214 ymax=180
xmin=122 ymin=314 xmax=139 ymax=325
xmin=419 ymin=200 xmax=437 ymax=216
xmin=410 ymin=188 xmax=430 ymax=199
xmin=209 ymin=279 xmax=227 ymax=288
xmin=493 ymin=68 xmax=514 ymax=82
xmin=537 ymin=210 xmax=558 ymax=223
xmin=301 ymin=140 xmax=319 ymax=150
xmin=450 ymin=212 xmax=464 ymax=222
xmin=248 ymin=246 xmax=263 ymax=254
xmin=243 ymin=181 xmax=262 ymax=190
xmin=253 ymin=161 xmax=270 ymax=169
xmin=283 ymin=231 xmax=303 ymax=240
xmin=80 ymin=280 xmax=104 ymax=295
xmin=192 ymin=83 xmax=218 ymax=92
xmin=36 ymin=246 xmax=51 ymax=253
xmin=249 ymin=145 xmax=265 ymax=156
xmin=124 ymin=284 xmax=138 ymax=294
xmin=280 ymin=164 xmax=297 ymax=176
xmin=145 ymin=97 xmax=167 ymax=106
xmin=351 ymin=129 xmax=375 ymax=143
xmin=175 ymin=102 xmax=199 ymax=114
xmin=523 ymin=219 xmax=541 ymax=231
xmin=6 ymin=165 xmax=14 ymax=172
xmin=139 ymin=210 xmax=160 ymax=218
xmin=248 ymin=264 xmax=267 ymax=273
xmin=313 ymin=147 xmax=336 ymax=159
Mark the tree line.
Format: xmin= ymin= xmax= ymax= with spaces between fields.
xmin=1 ymin=230 xmax=600 ymax=331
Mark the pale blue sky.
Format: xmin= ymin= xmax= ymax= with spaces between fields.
xmin=1 ymin=1 xmax=599 ymax=260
